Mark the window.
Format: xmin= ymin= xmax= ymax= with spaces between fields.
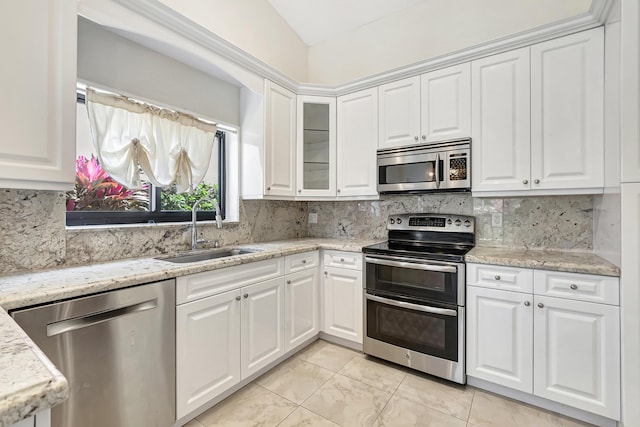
xmin=66 ymin=96 xmax=227 ymax=226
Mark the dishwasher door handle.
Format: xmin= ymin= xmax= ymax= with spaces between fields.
xmin=47 ymin=299 xmax=158 ymax=337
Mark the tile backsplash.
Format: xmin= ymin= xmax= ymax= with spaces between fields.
xmin=308 ymin=194 xmax=593 ymax=250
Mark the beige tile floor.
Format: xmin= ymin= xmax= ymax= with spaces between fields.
xmin=184 ymin=340 xmax=596 ymax=427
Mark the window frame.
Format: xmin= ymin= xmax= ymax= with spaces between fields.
xmin=67 ymin=96 xmax=226 ymax=227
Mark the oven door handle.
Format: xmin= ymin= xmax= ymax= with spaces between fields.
xmin=364 ymin=256 xmax=457 ymax=273
xmin=366 ymin=293 xmax=458 ymax=317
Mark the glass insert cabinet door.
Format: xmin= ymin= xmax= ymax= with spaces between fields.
xmin=296 ymin=95 xmax=336 ymax=197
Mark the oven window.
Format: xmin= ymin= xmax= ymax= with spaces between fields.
xmin=379 ymin=161 xmax=437 ymax=184
xmin=366 ymin=262 xmax=457 ymax=304
xmin=366 ymin=297 xmax=458 ymax=361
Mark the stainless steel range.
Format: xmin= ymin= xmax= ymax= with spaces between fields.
xmin=362 ymin=213 xmax=475 ymax=384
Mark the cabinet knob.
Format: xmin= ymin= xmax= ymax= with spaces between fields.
xmin=523 ymin=179 xmax=529 ymax=185
xmin=570 ymin=284 xmax=578 ymax=290
xmin=302 ymin=260 xmax=307 ymax=264
xmin=244 ymin=294 xmax=249 ymax=299
xmin=298 ymin=189 xmax=302 ymax=193
xmin=324 ymin=271 xmax=328 ymax=275
xmin=337 ymin=189 xmax=341 ymax=193
xmin=524 ymin=301 xmax=530 ymax=306
xmin=421 ymin=135 xmax=427 ymax=140
xmin=287 ymin=280 xmax=291 ymax=284
xmin=414 ymin=136 xmax=419 ymax=141
xmin=534 ymin=179 xmax=540 ymax=184
xmin=267 ymin=186 xmax=271 ymax=191
xmin=236 ymin=296 xmax=241 ymax=301
xmin=537 ymin=302 xmax=544 ymax=308
xmin=494 ymin=275 xmax=501 ymax=280
xmin=340 ymin=258 xmax=345 ymax=262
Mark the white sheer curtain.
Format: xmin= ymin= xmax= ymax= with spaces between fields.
xmin=85 ymin=88 xmax=217 ymax=193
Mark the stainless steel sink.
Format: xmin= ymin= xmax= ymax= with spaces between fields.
xmin=157 ymin=248 xmax=259 ymax=263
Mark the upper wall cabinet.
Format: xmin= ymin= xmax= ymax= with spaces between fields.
xmin=0 ymin=0 xmax=77 ymax=191
xmin=296 ymin=96 xmax=336 ymax=198
xmin=378 ymin=64 xmax=471 ymax=150
xmin=337 ymin=88 xmax=379 ymax=197
xmin=264 ymin=80 xmax=297 ymax=198
xmin=472 ymin=28 xmax=604 ymax=196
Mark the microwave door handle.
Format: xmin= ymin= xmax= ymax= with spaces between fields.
xmin=365 ymin=256 xmax=457 ymax=273
xmin=435 ymin=153 xmax=441 ymax=188
xmin=366 ymin=294 xmax=457 ymax=317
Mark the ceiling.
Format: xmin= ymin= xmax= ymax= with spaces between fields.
xmin=267 ymin=0 xmax=427 ymax=46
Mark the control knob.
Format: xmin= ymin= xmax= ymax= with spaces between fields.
xmin=464 ymin=220 xmax=471 ymax=227
xmin=447 ymin=219 xmax=452 ymax=225
xmin=396 ymin=217 xmax=402 ymax=224
xmin=389 ymin=218 xmax=395 ymax=224
xmin=454 ymin=219 xmax=462 ymax=226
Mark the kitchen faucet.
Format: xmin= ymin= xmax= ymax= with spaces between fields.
xmin=191 ymin=198 xmax=223 ymax=250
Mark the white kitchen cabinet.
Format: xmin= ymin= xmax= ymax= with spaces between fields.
xmin=285 ymin=268 xmax=319 ymax=351
xmin=467 ymin=286 xmax=533 ymax=393
xmin=420 ymin=63 xmax=471 ymax=142
xmin=322 ymin=251 xmax=363 ymax=344
xmin=0 ymin=0 xmax=76 ymax=191
xmin=378 ymin=64 xmax=471 ymax=150
xmin=241 ymin=276 xmax=285 ymax=378
xmin=296 ymin=95 xmax=336 ymax=198
xmin=176 ymin=289 xmax=241 ymax=418
xmin=264 ymin=80 xmax=297 ymax=197
xmin=466 ymin=262 xmax=621 ymax=420
xmin=471 ymin=47 xmax=531 ymax=192
xmin=378 ymin=76 xmax=421 ymax=149
xmin=530 ymin=28 xmax=604 ymax=191
xmin=472 ymin=28 xmax=604 ymax=196
xmin=336 ymin=88 xmax=379 ymax=197
xmin=534 ymin=295 xmax=620 ymax=419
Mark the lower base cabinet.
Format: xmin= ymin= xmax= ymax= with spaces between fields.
xmin=466 ymin=263 xmax=621 ymax=420
xmin=285 ymin=268 xmax=319 ymax=351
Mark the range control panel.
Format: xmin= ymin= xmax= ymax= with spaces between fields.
xmin=387 ymin=213 xmax=474 ymax=233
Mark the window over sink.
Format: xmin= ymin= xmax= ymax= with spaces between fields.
xmin=66 ymin=94 xmax=237 ymax=226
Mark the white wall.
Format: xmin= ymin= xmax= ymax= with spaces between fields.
xmin=307 ymin=0 xmax=590 ymax=84
xmin=78 ymin=17 xmax=241 ymax=126
xmin=157 ymin=0 xmax=308 ymax=82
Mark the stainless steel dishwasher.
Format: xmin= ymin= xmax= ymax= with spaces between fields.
xmin=12 ymin=280 xmax=175 ymax=427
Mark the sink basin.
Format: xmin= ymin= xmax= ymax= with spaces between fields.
xmin=157 ymin=248 xmax=259 ymax=263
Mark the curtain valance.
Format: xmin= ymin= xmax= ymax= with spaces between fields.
xmin=85 ymin=88 xmax=217 ymax=193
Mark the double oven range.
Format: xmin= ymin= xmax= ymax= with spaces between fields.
xmin=362 ymin=213 xmax=475 ymax=384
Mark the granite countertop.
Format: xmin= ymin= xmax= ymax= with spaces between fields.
xmin=466 ymin=246 xmax=620 ymax=277
xmin=0 ymin=238 xmax=378 ymax=426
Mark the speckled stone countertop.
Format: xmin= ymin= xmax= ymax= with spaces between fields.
xmin=0 ymin=238 xmax=378 ymax=426
xmin=466 ymin=246 xmax=620 ymax=277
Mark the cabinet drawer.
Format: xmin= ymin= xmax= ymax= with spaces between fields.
xmin=467 ymin=263 xmax=533 ymax=293
xmin=285 ymin=251 xmax=319 ymax=274
xmin=534 ymin=270 xmax=619 ymax=305
xmin=323 ymin=250 xmax=362 ymax=270
xmin=176 ymin=258 xmax=285 ymax=305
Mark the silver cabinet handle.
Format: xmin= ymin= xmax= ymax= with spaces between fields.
xmin=494 ymin=275 xmax=501 ymax=280
xmin=302 ymin=260 xmax=307 ymax=264
xmin=266 ymin=186 xmax=271 ymax=191
xmin=337 ymin=189 xmax=341 ymax=193
xmin=235 ymin=296 xmax=241 ymax=301
xmin=534 ymin=179 xmax=540 ymax=184
xmin=340 ymin=258 xmax=345 ymax=262
xmin=298 ymin=189 xmax=302 ymax=193
xmin=421 ymin=135 xmax=426 ymax=140
xmin=538 ymin=303 xmax=544 ymax=308
xmin=570 ymin=284 xmax=578 ymax=290
xmin=524 ymin=301 xmax=530 ymax=306
xmin=47 ymin=299 xmax=157 ymax=337
xmin=366 ymin=294 xmax=457 ymax=317
xmin=523 ymin=179 xmax=528 ymax=185
xmin=324 ymin=271 xmax=328 ymax=275
xmin=244 ymin=294 xmax=249 ymax=299
xmin=287 ymin=280 xmax=291 ymax=284
xmin=414 ymin=136 xmax=419 ymax=141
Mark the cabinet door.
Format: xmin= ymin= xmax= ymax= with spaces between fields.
xmin=466 ymin=286 xmax=533 ymax=393
xmin=471 ymin=47 xmax=531 ymax=192
xmin=530 ymin=28 xmax=604 ymax=191
xmin=336 ymin=88 xmax=379 ymax=197
xmin=0 ymin=0 xmax=76 ymax=190
xmin=322 ymin=267 xmax=363 ymax=344
xmin=420 ymin=63 xmax=471 ymax=142
xmin=241 ymin=277 xmax=285 ymax=378
xmin=285 ymin=269 xmax=319 ymax=351
xmin=378 ymin=76 xmax=421 ymax=149
xmin=296 ymin=95 xmax=336 ymax=197
xmin=176 ymin=289 xmax=241 ymax=418
xmin=533 ymin=295 xmax=620 ymax=420
xmin=264 ymin=80 xmax=296 ymax=197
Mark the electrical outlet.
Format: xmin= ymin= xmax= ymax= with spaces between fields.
xmin=309 ymin=213 xmax=318 ymax=224
xmin=491 ymin=212 xmax=503 ymax=228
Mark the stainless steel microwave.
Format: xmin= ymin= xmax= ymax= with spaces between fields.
xmin=377 ymin=139 xmax=471 ymax=193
